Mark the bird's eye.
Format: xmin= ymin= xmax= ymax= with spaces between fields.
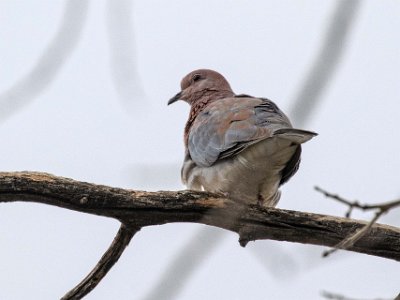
xmin=192 ymin=74 xmax=202 ymax=82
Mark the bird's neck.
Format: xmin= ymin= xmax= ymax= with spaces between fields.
xmin=184 ymin=89 xmax=234 ymax=147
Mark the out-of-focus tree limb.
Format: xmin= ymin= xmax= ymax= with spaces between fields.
xmin=289 ymin=0 xmax=361 ymax=126
xmin=142 ymin=227 xmax=225 ymax=300
xmin=0 ymin=0 xmax=88 ymax=123
xmin=321 ymin=290 xmax=394 ymax=300
xmin=107 ymin=0 xmax=145 ymax=110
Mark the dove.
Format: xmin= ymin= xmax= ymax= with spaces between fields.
xmin=168 ymin=69 xmax=317 ymax=207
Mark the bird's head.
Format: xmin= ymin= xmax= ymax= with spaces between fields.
xmin=168 ymin=69 xmax=234 ymax=106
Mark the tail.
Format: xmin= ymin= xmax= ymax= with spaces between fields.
xmin=273 ymin=128 xmax=317 ymax=144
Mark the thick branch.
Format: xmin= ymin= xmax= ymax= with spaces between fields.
xmin=1 ymin=172 xmax=400 ymax=261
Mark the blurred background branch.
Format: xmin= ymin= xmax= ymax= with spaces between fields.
xmin=107 ymin=0 xmax=145 ymax=112
xmin=0 ymin=0 xmax=88 ymax=123
xmin=321 ymin=290 xmax=394 ymax=300
xmin=289 ymin=0 xmax=361 ymax=127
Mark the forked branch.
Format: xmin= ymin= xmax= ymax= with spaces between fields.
xmin=1 ymin=172 xmax=399 ymax=299
xmin=315 ymin=186 xmax=400 ymax=257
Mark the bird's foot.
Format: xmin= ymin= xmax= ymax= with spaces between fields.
xmin=257 ymin=194 xmax=264 ymax=206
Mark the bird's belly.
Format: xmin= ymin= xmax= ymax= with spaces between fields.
xmin=184 ymin=138 xmax=297 ymax=206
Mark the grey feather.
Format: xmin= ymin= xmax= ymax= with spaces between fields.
xmin=171 ymin=69 xmax=317 ymax=207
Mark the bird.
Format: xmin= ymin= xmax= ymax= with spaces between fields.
xmin=168 ymin=69 xmax=317 ymax=207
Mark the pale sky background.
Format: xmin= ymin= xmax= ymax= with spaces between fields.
xmin=0 ymin=1 xmax=399 ymax=299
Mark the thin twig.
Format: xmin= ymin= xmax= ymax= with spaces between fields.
xmin=315 ymin=186 xmax=400 ymax=217
xmin=322 ymin=211 xmax=381 ymax=257
xmin=61 ymin=224 xmax=138 ymax=300
xmin=315 ymin=186 xmax=400 ymax=257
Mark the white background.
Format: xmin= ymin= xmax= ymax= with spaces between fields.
xmin=0 ymin=1 xmax=399 ymax=299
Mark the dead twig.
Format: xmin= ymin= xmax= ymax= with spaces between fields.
xmin=315 ymin=186 xmax=400 ymax=217
xmin=315 ymin=186 xmax=400 ymax=257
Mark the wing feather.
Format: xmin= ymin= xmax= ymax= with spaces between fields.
xmin=188 ymin=96 xmax=293 ymax=167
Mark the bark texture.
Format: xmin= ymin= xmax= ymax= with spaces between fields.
xmin=1 ymin=172 xmax=399 ymax=261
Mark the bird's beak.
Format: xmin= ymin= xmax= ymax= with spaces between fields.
xmin=168 ymin=91 xmax=182 ymax=105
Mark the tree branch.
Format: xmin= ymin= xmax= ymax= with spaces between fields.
xmin=1 ymin=172 xmax=399 ymax=262
xmin=1 ymin=172 xmax=400 ymax=299
xmin=315 ymin=186 xmax=400 ymax=257
xmin=61 ymin=224 xmax=138 ymax=300
xmin=315 ymin=186 xmax=400 ymax=218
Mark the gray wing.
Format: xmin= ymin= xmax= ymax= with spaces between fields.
xmin=187 ymin=96 xmax=294 ymax=167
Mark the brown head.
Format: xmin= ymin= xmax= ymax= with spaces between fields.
xmin=168 ymin=69 xmax=234 ymax=106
